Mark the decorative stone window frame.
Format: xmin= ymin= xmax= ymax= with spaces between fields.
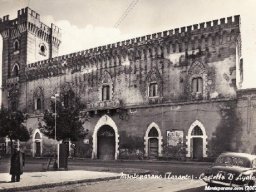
xmin=146 ymin=68 xmax=162 ymax=99
xmin=32 ymin=129 xmax=43 ymax=157
xmin=186 ymin=120 xmax=208 ymax=158
xmin=92 ymin=115 xmax=119 ymax=160
xmin=187 ymin=61 xmax=208 ymax=99
xmin=144 ymin=122 xmax=163 ymax=157
xmin=33 ymin=87 xmax=44 ymax=112
xmin=98 ymin=71 xmax=113 ymax=101
xmin=60 ymin=83 xmax=75 ymax=108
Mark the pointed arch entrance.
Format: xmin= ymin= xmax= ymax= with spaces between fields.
xmin=186 ymin=120 xmax=207 ymax=159
xmin=92 ymin=115 xmax=119 ymax=160
xmin=32 ymin=129 xmax=43 ymax=157
xmin=144 ymin=122 xmax=163 ymax=158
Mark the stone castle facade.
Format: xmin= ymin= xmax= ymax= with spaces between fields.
xmin=1 ymin=7 xmax=256 ymax=160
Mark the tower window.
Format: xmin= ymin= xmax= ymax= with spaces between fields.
xmin=12 ymin=64 xmax=19 ymax=77
xmin=192 ymin=77 xmax=203 ymax=93
xmin=149 ymin=82 xmax=158 ymax=97
xmin=102 ymin=85 xmax=110 ymax=101
xmin=39 ymin=44 xmax=46 ymax=56
xmin=14 ymin=40 xmax=20 ymax=51
xmin=40 ymin=45 xmax=45 ymax=53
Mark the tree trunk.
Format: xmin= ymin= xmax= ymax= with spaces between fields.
xmin=10 ymin=139 xmax=13 ymax=156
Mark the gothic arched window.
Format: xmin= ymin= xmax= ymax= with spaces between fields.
xmin=146 ymin=68 xmax=162 ymax=99
xmin=99 ymin=71 xmax=113 ymax=101
xmin=63 ymin=90 xmax=75 ymax=108
xmin=12 ymin=64 xmax=19 ymax=77
xmin=13 ymin=40 xmax=19 ymax=51
xmin=191 ymin=126 xmax=203 ymax=136
xmin=34 ymin=87 xmax=44 ymax=112
xmin=36 ymin=98 xmax=42 ymax=110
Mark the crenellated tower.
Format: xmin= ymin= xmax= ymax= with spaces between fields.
xmin=0 ymin=7 xmax=61 ymax=110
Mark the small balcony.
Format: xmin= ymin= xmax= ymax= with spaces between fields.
xmin=6 ymin=77 xmax=19 ymax=85
xmin=86 ymin=99 xmax=121 ymax=111
xmin=148 ymin=97 xmax=163 ymax=104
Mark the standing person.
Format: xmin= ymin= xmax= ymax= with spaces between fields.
xmin=10 ymin=146 xmax=25 ymax=182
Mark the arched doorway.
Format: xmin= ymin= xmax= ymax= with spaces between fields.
xmin=186 ymin=120 xmax=207 ymax=159
xmin=92 ymin=115 xmax=119 ymax=160
xmin=191 ymin=126 xmax=203 ymax=159
xmin=144 ymin=122 xmax=163 ymax=158
xmin=33 ymin=130 xmax=42 ymax=157
xmin=148 ymin=128 xmax=159 ymax=158
xmin=97 ymin=125 xmax=115 ymax=160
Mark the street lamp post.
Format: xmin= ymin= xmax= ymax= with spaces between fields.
xmin=50 ymin=93 xmax=59 ymax=169
xmin=51 ymin=94 xmax=59 ymax=141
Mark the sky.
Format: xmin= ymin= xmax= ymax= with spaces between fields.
xmin=0 ymin=0 xmax=256 ymax=91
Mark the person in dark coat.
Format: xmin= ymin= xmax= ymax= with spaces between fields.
xmin=10 ymin=147 xmax=25 ymax=182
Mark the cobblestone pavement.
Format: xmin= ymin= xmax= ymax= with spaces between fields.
xmin=26 ymin=178 xmax=206 ymax=192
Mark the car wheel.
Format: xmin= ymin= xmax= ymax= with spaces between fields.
xmin=248 ymin=180 xmax=255 ymax=186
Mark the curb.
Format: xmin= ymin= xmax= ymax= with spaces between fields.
xmin=70 ymin=158 xmax=213 ymax=166
xmin=116 ymin=159 xmax=212 ymax=166
xmin=0 ymin=176 xmax=120 ymax=192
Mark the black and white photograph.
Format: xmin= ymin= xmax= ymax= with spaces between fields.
xmin=0 ymin=0 xmax=256 ymax=191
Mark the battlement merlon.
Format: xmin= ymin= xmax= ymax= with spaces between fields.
xmin=0 ymin=7 xmax=62 ymax=41
xmin=26 ymin=15 xmax=241 ymax=71
xmin=51 ymin=23 xmax=61 ymax=39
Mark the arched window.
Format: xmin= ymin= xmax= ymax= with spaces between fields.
xmin=146 ymin=68 xmax=161 ymax=99
xmin=191 ymin=126 xmax=203 ymax=136
xmin=33 ymin=87 xmax=44 ymax=112
xmin=148 ymin=127 xmax=159 ymax=137
xmin=12 ymin=64 xmax=19 ymax=77
xmin=40 ymin=45 xmax=45 ymax=53
xmin=36 ymin=98 xmax=41 ymax=110
xmin=35 ymin=132 xmax=41 ymax=139
xmin=63 ymin=90 xmax=75 ymax=108
xmin=192 ymin=77 xmax=203 ymax=93
xmin=99 ymin=71 xmax=113 ymax=101
xmin=14 ymin=40 xmax=19 ymax=51
xmin=39 ymin=43 xmax=46 ymax=56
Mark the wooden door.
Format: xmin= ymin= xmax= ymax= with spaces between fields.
xmin=149 ymin=138 xmax=158 ymax=159
xmin=192 ymin=138 xmax=203 ymax=160
xmin=35 ymin=142 xmax=41 ymax=157
xmin=97 ymin=126 xmax=115 ymax=160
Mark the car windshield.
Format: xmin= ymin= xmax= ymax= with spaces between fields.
xmin=215 ymin=155 xmax=251 ymax=168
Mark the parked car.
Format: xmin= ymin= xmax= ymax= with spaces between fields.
xmin=201 ymin=152 xmax=256 ymax=187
